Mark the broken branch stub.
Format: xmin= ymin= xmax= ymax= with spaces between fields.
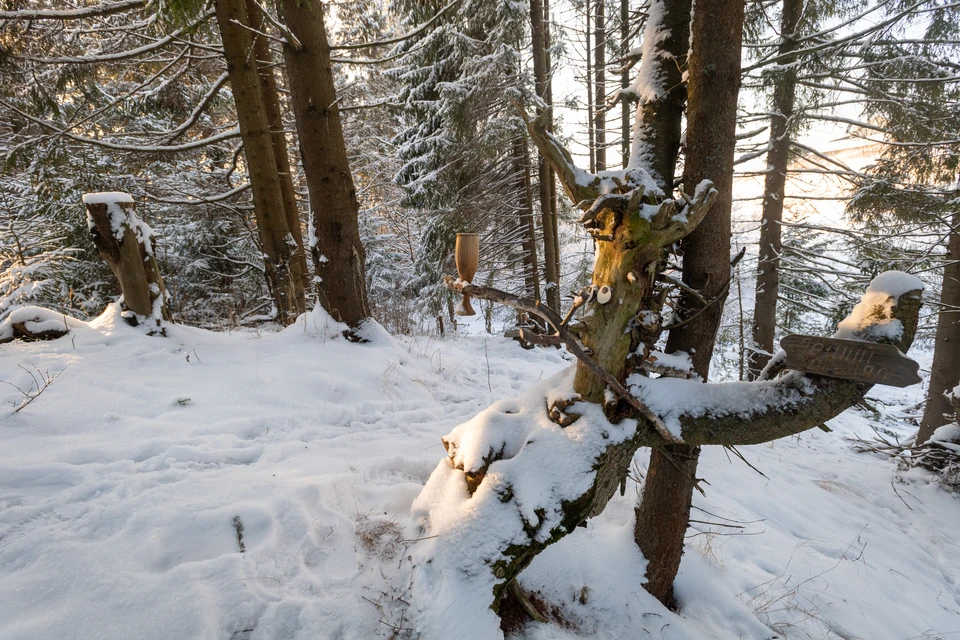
xmin=83 ymin=192 xmax=170 ymax=329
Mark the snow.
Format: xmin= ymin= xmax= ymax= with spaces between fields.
xmin=931 ymin=423 xmax=960 ymax=446
xmin=3 ymin=306 xmax=960 ymax=639
xmin=409 ymin=367 xmax=639 ymax=636
xmin=629 ymin=374 xmax=808 ymax=439
xmin=631 ymin=0 xmax=671 ymax=104
xmin=835 ymin=270 xmax=924 ymax=341
xmin=81 ymin=192 xmax=135 ymax=206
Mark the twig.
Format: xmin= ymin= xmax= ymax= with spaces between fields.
xmin=662 ymin=248 xmax=747 ymax=331
xmin=506 ymin=578 xmax=549 ymax=623
xmin=3 ymin=364 xmax=70 ymax=413
xmin=659 ymin=273 xmax=708 ymax=306
xmin=724 ymin=445 xmax=769 ymax=478
xmin=483 ymin=340 xmax=492 ymax=393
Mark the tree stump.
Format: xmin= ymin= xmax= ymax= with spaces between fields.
xmin=83 ymin=192 xmax=170 ymax=330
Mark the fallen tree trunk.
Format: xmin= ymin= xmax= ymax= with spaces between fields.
xmin=83 ymin=192 xmax=169 ymax=330
xmin=407 ymin=274 xmax=922 ymax=637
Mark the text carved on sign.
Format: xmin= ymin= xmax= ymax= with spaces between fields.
xmin=780 ymin=335 xmax=921 ymax=388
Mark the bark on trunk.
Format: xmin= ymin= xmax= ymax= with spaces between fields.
xmin=585 ymin=0 xmax=595 ymax=174
xmin=247 ymin=0 xmax=310 ymax=297
xmin=918 ymin=211 xmax=960 ymax=444
xmin=531 ymin=0 xmax=560 ymax=309
xmin=544 ymin=0 xmax=560 ymax=277
xmin=85 ymin=198 xmax=170 ymax=328
xmin=594 ymin=0 xmax=606 ymax=172
xmin=515 ymin=137 xmax=542 ymax=301
xmin=620 ymin=0 xmax=630 ymax=169
xmin=749 ymin=0 xmax=804 ymax=378
xmin=213 ymin=0 xmax=306 ymax=325
xmin=636 ymin=0 xmax=745 ymax=607
xmin=278 ymin=0 xmax=371 ymax=327
xmin=633 ymin=444 xmax=700 ymax=607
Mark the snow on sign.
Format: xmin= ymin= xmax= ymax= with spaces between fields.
xmin=781 ymin=334 xmax=921 ymax=387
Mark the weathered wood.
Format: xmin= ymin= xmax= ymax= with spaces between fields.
xmin=443 ymin=277 xmax=679 ymax=443
xmin=781 ymin=334 xmax=921 ymax=387
xmin=416 ymin=282 xmax=922 ymax=627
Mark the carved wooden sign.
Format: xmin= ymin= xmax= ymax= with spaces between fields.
xmin=780 ymin=334 xmax=921 ymax=387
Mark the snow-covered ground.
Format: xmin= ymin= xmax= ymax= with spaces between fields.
xmin=2 ymin=306 xmax=959 ymax=639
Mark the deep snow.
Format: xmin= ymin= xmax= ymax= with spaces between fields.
xmin=2 ymin=305 xmax=960 ymax=639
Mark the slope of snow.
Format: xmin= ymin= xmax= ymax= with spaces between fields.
xmin=1 ymin=307 xmax=959 ymax=639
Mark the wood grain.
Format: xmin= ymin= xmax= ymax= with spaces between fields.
xmin=781 ymin=334 xmax=921 ymax=388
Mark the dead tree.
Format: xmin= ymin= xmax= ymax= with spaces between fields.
xmin=83 ymin=192 xmax=170 ymax=330
xmin=414 ymin=235 xmax=921 ymax=638
xmin=406 ymin=97 xmax=925 ymax=640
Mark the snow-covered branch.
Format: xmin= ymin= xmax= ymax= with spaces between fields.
xmin=0 ymin=0 xmax=146 ymax=20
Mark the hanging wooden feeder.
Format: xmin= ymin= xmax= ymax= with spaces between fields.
xmin=455 ymin=233 xmax=479 ymax=316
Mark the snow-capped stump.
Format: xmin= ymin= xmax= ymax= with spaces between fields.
xmin=82 ymin=192 xmax=170 ymax=331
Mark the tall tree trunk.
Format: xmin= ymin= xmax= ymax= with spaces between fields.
xmin=627 ymin=0 xmax=690 ymax=189
xmin=515 ymin=137 xmax=542 ymax=301
xmin=918 ymin=211 xmax=960 ymax=444
xmin=594 ymin=0 xmax=606 ymax=171
xmin=586 ymin=0 xmax=595 ymax=174
xmin=213 ymin=0 xmax=306 ymax=325
xmin=620 ymin=0 xmax=630 ymax=169
xmin=544 ymin=0 xmax=560 ymax=281
xmin=247 ymin=0 xmax=310 ymax=299
xmin=749 ymin=0 xmax=804 ymax=378
xmin=278 ymin=0 xmax=371 ymax=327
xmin=531 ymin=0 xmax=560 ymax=309
xmin=635 ymin=0 xmax=744 ymax=607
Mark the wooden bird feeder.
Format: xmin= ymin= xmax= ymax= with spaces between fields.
xmin=455 ymin=233 xmax=479 ymax=316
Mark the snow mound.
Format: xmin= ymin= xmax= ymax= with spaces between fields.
xmin=408 ymin=367 xmax=638 ymax=637
xmin=0 ymin=306 xmax=84 ymax=342
xmin=81 ymin=192 xmax=135 ymax=205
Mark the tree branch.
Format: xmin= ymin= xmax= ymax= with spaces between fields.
xmin=631 ymin=286 xmax=923 ymax=446
xmin=443 ymin=277 xmax=681 ymax=443
xmin=0 ymin=0 xmax=145 ymax=20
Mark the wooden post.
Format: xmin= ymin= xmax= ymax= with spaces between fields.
xmin=83 ymin=192 xmax=170 ymax=328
